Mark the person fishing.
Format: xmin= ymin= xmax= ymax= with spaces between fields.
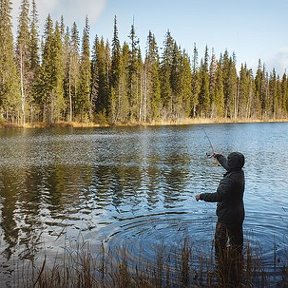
xmin=195 ymin=151 xmax=245 ymax=287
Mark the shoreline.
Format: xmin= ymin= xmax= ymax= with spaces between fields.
xmin=1 ymin=117 xmax=288 ymax=129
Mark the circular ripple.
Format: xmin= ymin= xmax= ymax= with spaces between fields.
xmin=85 ymin=211 xmax=216 ymax=270
xmin=84 ymin=210 xmax=288 ymax=274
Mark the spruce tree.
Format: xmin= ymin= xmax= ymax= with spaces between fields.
xmin=68 ymin=22 xmax=80 ymax=121
xmin=170 ymin=42 xmax=181 ymax=119
xmin=209 ymin=49 xmax=217 ymax=117
xmin=110 ymin=16 xmax=121 ymax=123
xmin=222 ymin=50 xmax=238 ymax=118
xmin=52 ymin=21 xmax=65 ymax=121
xmin=160 ymin=31 xmax=174 ymax=119
xmin=29 ymin=0 xmax=40 ymax=122
xmin=36 ymin=14 xmax=54 ymax=121
xmin=92 ymin=37 xmax=110 ymax=121
xmin=127 ymin=21 xmax=140 ymax=122
xmin=281 ymin=73 xmax=288 ymax=117
xmin=145 ymin=31 xmax=161 ymax=122
xmin=118 ymin=42 xmax=130 ymax=122
xmin=214 ymin=57 xmax=225 ymax=117
xmin=16 ymin=0 xmax=30 ymax=125
xmin=0 ymin=0 xmax=21 ymax=122
xmin=191 ymin=43 xmax=200 ymax=117
xmin=77 ymin=16 xmax=91 ymax=121
xmin=179 ymin=50 xmax=192 ymax=118
xmin=198 ymin=46 xmax=210 ymax=117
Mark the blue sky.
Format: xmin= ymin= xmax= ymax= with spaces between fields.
xmin=12 ymin=0 xmax=288 ymax=74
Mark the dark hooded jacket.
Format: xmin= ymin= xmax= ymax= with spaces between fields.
xmin=200 ymin=152 xmax=245 ymax=225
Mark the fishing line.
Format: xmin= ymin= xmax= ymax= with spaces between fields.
xmin=202 ymin=128 xmax=214 ymax=158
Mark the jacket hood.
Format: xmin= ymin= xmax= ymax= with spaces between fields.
xmin=227 ymin=152 xmax=245 ymax=171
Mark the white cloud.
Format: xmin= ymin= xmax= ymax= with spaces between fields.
xmin=266 ymin=50 xmax=288 ymax=75
xmin=12 ymin=0 xmax=107 ymax=32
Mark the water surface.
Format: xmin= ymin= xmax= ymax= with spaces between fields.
xmin=0 ymin=123 xmax=287 ymax=285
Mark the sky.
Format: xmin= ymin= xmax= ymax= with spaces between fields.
xmin=11 ymin=0 xmax=288 ymax=75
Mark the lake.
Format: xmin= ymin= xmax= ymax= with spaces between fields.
xmin=0 ymin=122 xmax=288 ymax=286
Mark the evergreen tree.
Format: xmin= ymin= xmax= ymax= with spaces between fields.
xmin=77 ymin=16 xmax=91 ymax=121
xmin=118 ymin=42 xmax=130 ymax=122
xmin=170 ymin=42 xmax=182 ymax=119
xmin=281 ymin=73 xmax=288 ymax=117
xmin=214 ymin=57 xmax=225 ymax=117
xmin=222 ymin=50 xmax=238 ymax=118
xmin=29 ymin=0 xmax=40 ymax=122
xmin=127 ymin=21 xmax=141 ymax=122
xmin=68 ymin=22 xmax=80 ymax=121
xmin=16 ymin=0 xmax=30 ymax=125
xmin=36 ymin=16 xmax=65 ymax=122
xmin=238 ymin=64 xmax=250 ymax=118
xmin=209 ymin=49 xmax=217 ymax=117
xmin=255 ymin=60 xmax=269 ymax=118
xmin=179 ymin=50 xmax=192 ymax=118
xmin=191 ymin=43 xmax=200 ymax=117
xmin=36 ymin=14 xmax=54 ymax=121
xmin=92 ymin=36 xmax=110 ymax=120
xmin=198 ymin=46 xmax=210 ymax=117
xmin=63 ymin=26 xmax=71 ymax=120
xmin=110 ymin=16 xmax=121 ymax=123
xmin=0 ymin=0 xmax=21 ymax=122
xmin=144 ymin=31 xmax=161 ymax=122
xmin=52 ymin=21 xmax=65 ymax=121
xmin=160 ymin=31 xmax=174 ymax=119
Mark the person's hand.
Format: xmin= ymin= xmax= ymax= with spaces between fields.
xmin=211 ymin=152 xmax=218 ymax=158
xmin=195 ymin=194 xmax=201 ymax=201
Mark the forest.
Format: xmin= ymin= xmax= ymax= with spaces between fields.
xmin=1 ymin=0 xmax=288 ymax=126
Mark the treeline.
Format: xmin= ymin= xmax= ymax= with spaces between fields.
xmin=1 ymin=0 xmax=288 ymax=126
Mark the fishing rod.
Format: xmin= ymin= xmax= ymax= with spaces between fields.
xmin=202 ymin=128 xmax=215 ymax=158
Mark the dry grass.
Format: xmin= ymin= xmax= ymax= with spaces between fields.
xmin=1 ymin=117 xmax=287 ymax=129
xmin=10 ymin=236 xmax=288 ymax=288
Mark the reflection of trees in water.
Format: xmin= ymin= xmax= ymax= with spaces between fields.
xmin=162 ymin=153 xmax=191 ymax=208
xmin=0 ymin=151 xmax=193 ymax=262
xmin=0 ymin=169 xmax=20 ymax=259
xmin=0 ymin=167 xmax=48 ymax=260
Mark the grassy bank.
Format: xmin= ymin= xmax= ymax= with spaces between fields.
xmin=10 ymin=237 xmax=288 ymax=288
xmin=1 ymin=117 xmax=288 ymax=129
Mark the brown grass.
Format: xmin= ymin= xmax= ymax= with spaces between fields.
xmin=1 ymin=117 xmax=287 ymax=129
xmin=11 ymin=236 xmax=288 ymax=288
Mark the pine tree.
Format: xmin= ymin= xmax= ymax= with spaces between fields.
xmin=222 ymin=50 xmax=238 ymax=118
xmin=68 ymin=22 xmax=80 ymax=121
xmin=127 ymin=20 xmax=141 ymax=122
xmin=209 ymin=49 xmax=217 ymax=118
xmin=36 ymin=16 xmax=65 ymax=123
xmin=110 ymin=16 xmax=121 ymax=124
xmin=179 ymin=50 xmax=192 ymax=118
xmin=160 ymin=31 xmax=174 ymax=119
xmin=281 ymin=73 xmax=288 ymax=117
xmin=238 ymin=64 xmax=250 ymax=118
xmin=36 ymin=14 xmax=54 ymax=121
xmin=0 ymin=0 xmax=21 ymax=122
xmin=191 ymin=43 xmax=200 ymax=117
xmin=77 ymin=16 xmax=91 ymax=121
xmin=198 ymin=46 xmax=210 ymax=117
xmin=29 ymin=0 xmax=40 ymax=122
xmin=144 ymin=31 xmax=161 ymax=122
xmin=16 ymin=0 xmax=30 ymax=125
xmin=92 ymin=36 xmax=110 ymax=121
xmin=52 ymin=21 xmax=65 ymax=121
xmin=255 ymin=60 xmax=268 ymax=118
xmin=214 ymin=57 xmax=225 ymax=117
xmin=63 ymin=26 xmax=71 ymax=120
xmin=118 ymin=42 xmax=130 ymax=122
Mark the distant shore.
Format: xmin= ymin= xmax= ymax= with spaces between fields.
xmin=1 ymin=117 xmax=288 ymax=129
